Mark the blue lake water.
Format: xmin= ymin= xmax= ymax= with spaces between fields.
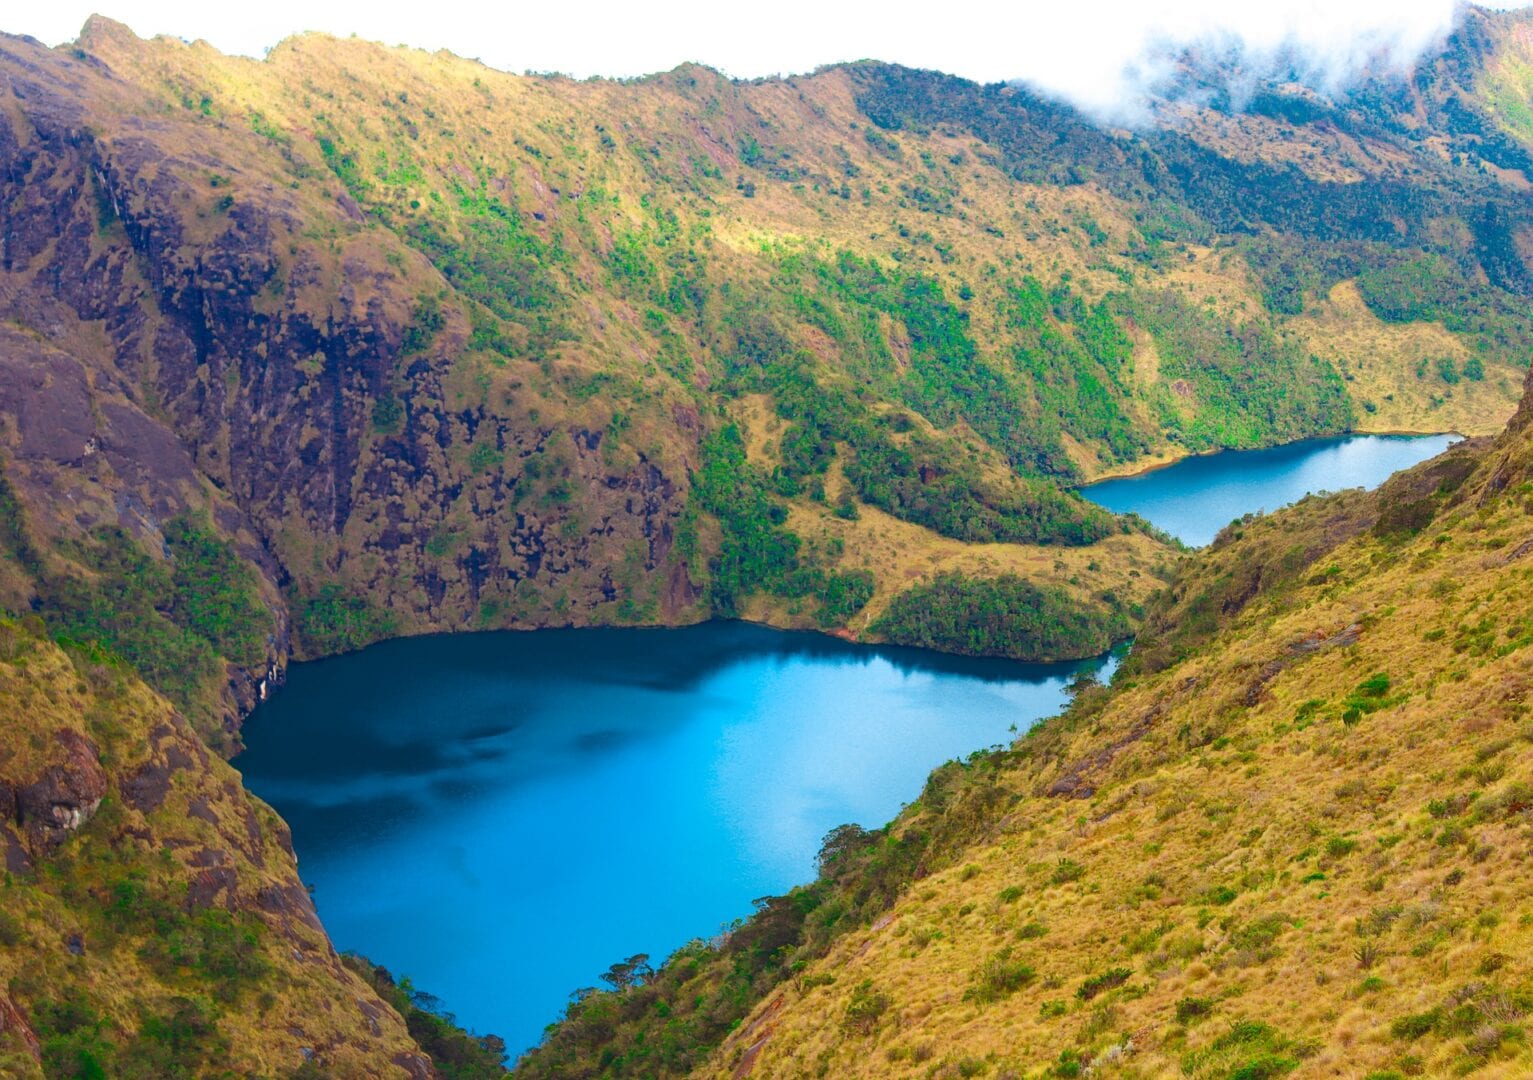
xmin=237 ymin=625 xmax=1110 ymax=1054
xmin=1080 ymin=433 xmax=1458 ymax=546
xmin=238 ymin=430 xmax=1455 ymax=1056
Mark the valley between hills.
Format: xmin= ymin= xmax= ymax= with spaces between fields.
xmin=0 ymin=5 xmax=1532 ymax=1077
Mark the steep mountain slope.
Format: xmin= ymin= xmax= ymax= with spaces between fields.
xmin=0 ymin=620 xmax=441 ymax=1078
xmin=521 ymin=372 xmax=1533 ymax=1077
xmin=2 ymin=9 xmax=1533 ymax=1076
xmin=3 ymin=12 xmax=1532 ymax=744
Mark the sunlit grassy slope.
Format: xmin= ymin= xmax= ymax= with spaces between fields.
xmin=4 ymin=8 xmax=1533 ymax=1075
xmin=717 ymin=428 xmax=1533 ymax=1078
xmin=0 ymin=624 xmax=436 ymax=1077
xmin=521 ymin=375 xmax=1533 ymax=1077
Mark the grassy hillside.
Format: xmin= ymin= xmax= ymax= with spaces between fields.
xmin=519 ymin=374 xmax=1533 ymax=1077
xmin=2 ymin=11 xmax=1532 ymax=743
xmin=3 ymin=8 xmax=1533 ymax=1076
xmin=0 ymin=620 xmax=449 ymax=1077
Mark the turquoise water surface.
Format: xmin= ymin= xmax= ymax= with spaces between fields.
xmin=238 ymin=625 xmax=1108 ymax=1053
xmin=1080 ymin=433 xmax=1457 ymax=546
xmin=238 ymin=430 xmax=1456 ymax=1056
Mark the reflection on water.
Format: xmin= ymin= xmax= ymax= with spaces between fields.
xmin=1081 ymin=433 xmax=1457 ymax=547
xmin=239 ymin=623 xmax=1106 ymax=1053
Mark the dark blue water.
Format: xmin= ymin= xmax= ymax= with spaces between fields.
xmin=237 ymin=625 xmax=1109 ymax=1053
xmin=1081 ymin=434 xmax=1457 ymax=546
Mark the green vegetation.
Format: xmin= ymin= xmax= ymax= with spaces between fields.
xmin=525 ymin=358 xmax=1533 ymax=1075
xmin=1001 ymin=276 xmax=1144 ymax=466
xmin=33 ymin=992 xmax=234 ymax=1080
xmin=0 ymin=619 xmax=497 ymax=1077
xmin=1180 ymin=1020 xmax=1304 ymax=1078
xmin=7 ymin=11 xmax=1533 ymax=1075
xmin=1075 ymin=967 xmax=1132 ymax=1001
xmin=0 ymin=491 xmax=273 ymax=735
xmin=871 ymin=573 xmax=1131 ymax=659
xmin=1356 ymin=253 xmax=1533 ymax=367
xmin=404 ymin=182 xmax=567 ymax=354
xmin=37 ymin=527 xmax=224 ymax=713
xmin=964 ymin=949 xmax=1035 ymax=1004
xmin=344 ymin=957 xmax=510 ymax=1079
xmin=687 ymin=423 xmax=876 ymax=625
xmin=1125 ymin=289 xmax=1352 ymax=451
xmin=295 ymin=583 xmax=399 ymax=657
xmin=716 ymin=300 xmax=1120 ymax=548
xmin=162 ymin=516 xmax=271 ymax=666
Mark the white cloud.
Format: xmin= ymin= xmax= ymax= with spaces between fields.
xmin=11 ymin=1 xmax=1475 ymax=119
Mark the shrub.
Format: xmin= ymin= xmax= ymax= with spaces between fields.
xmin=296 ymin=584 xmax=398 ymax=656
xmin=0 ymin=909 xmax=23 ymax=946
xmin=872 ymin=573 xmax=1128 ymax=661
xmin=1052 ymin=1049 xmax=1084 ymax=1077
xmin=1177 ymin=996 xmax=1215 ymax=1023
xmin=1230 ymin=915 xmax=1290 ymax=956
xmin=815 ymin=570 xmax=875 ymax=628
xmin=1390 ymin=1009 xmax=1444 ymax=1040
xmin=1051 ymin=859 xmax=1086 ymax=886
xmin=163 ymin=515 xmax=273 ymax=666
xmin=1182 ymin=1020 xmax=1303 ymax=1079
xmin=965 ymin=948 xmax=1035 ymax=1004
xmin=1326 ymin=838 xmax=1357 ymax=858
xmin=1077 ymin=967 xmax=1132 ymax=1001
xmin=1230 ymin=1056 xmax=1300 ymax=1080
xmin=843 ymin=980 xmax=892 ymax=1034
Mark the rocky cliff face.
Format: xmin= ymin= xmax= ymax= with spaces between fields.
xmin=4 ymin=12 xmax=1533 ymax=743
xmin=0 ymin=26 xmax=704 ymax=740
xmin=1 ymin=9 xmax=1532 ymax=1077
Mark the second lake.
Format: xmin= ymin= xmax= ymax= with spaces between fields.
xmin=1080 ymin=433 xmax=1458 ymax=546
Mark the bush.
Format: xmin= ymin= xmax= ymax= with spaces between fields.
xmin=843 ymin=980 xmax=892 ymax=1034
xmin=296 ymin=584 xmax=398 ymax=657
xmin=874 ymin=573 xmax=1128 ymax=661
xmin=1177 ymin=997 xmax=1215 ymax=1023
xmin=0 ymin=909 xmax=22 ymax=946
xmin=1077 ymin=967 xmax=1132 ymax=1001
xmin=163 ymin=515 xmax=273 ymax=666
xmin=1051 ymin=858 xmax=1087 ymax=885
xmin=1182 ymin=1020 xmax=1303 ymax=1079
xmin=1390 ymin=1009 xmax=1443 ymax=1040
xmin=815 ymin=571 xmax=875 ymax=628
xmin=964 ymin=948 xmax=1035 ymax=1004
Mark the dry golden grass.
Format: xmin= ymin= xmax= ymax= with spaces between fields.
xmin=1157 ymin=101 xmax=1421 ymax=184
xmin=0 ymin=627 xmax=421 ymax=1076
xmin=730 ymin=387 xmax=1174 ymax=638
xmin=713 ymin=422 xmax=1533 ymax=1078
xmin=1295 ymin=281 xmax=1522 ymax=438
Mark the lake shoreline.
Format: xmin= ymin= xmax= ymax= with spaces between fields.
xmin=1076 ymin=428 xmax=1464 ymax=487
xmin=1078 ymin=431 xmax=1461 ymax=548
xmin=239 ymin=622 xmax=1104 ymax=1053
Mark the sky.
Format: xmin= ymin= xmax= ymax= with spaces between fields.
xmin=8 ymin=1 xmax=1500 ymax=120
